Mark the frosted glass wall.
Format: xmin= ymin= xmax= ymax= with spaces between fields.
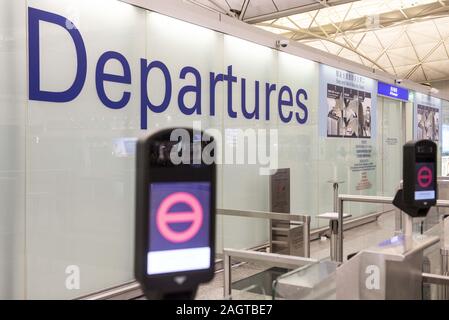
xmin=0 ymin=0 xmax=26 ymax=299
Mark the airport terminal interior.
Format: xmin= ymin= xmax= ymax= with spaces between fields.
xmin=3 ymin=0 xmax=449 ymax=300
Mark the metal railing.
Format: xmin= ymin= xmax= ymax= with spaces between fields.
xmin=222 ymin=248 xmax=317 ymax=299
xmin=78 ymin=202 xmax=449 ymax=300
xmin=217 ymin=208 xmax=311 ymax=258
xmin=337 ymin=195 xmax=449 ymax=262
xmin=422 ymin=272 xmax=449 ymax=286
xmin=77 ymin=208 xmax=311 ymax=300
xmin=78 ymin=281 xmax=142 ymax=300
xmin=394 ymin=178 xmax=449 ymax=234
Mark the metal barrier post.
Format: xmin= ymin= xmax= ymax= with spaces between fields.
xmin=223 ymin=252 xmax=232 ymax=300
xmin=336 ymin=194 xmax=449 ymax=264
xmin=330 ymin=220 xmax=338 ymax=261
xmin=403 ymin=212 xmax=414 ymax=236
xmin=217 ymin=209 xmax=311 ymax=259
xmin=337 ymin=198 xmax=344 ymax=263
xmin=440 ymin=216 xmax=449 ymax=300
xmin=303 ymin=216 xmax=310 ymax=258
xmin=333 ymin=182 xmax=341 ymax=262
xmin=440 ymin=248 xmax=449 ymax=299
xmin=333 ymin=183 xmax=339 ymax=212
xmin=394 ymin=209 xmax=403 ymax=235
xmin=222 ymin=249 xmax=317 ymax=299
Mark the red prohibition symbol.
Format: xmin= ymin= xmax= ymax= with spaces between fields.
xmin=417 ymin=166 xmax=432 ymax=188
xmin=156 ymin=192 xmax=204 ymax=243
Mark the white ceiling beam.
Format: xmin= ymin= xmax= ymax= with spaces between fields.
xmin=258 ymin=21 xmax=387 ymax=71
xmin=399 ymin=9 xmax=409 ymax=19
xmin=186 ymin=0 xmax=228 ymax=14
xmin=243 ymin=0 xmax=359 ymax=24
xmin=308 ymin=10 xmax=320 ymax=30
xmin=404 ymin=30 xmax=429 ymax=81
xmin=338 ymin=2 xmax=353 ymax=33
xmin=207 ymin=0 xmax=230 ymax=13
xmin=276 ymin=2 xmax=449 ymax=41
xmin=433 ymin=19 xmax=449 ymax=59
xmin=405 ymin=38 xmax=446 ymax=79
xmin=121 ymin=0 xmax=449 ymax=99
xmin=371 ymin=27 xmax=409 ymax=75
xmin=238 ymin=0 xmax=250 ymax=20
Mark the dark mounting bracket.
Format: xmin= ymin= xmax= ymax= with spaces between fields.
xmin=393 ymin=188 xmax=430 ymax=218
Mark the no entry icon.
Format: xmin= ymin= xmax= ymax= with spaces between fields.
xmin=417 ymin=166 xmax=432 ymax=188
xmin=156 ymin=192 xmax=204 ymax=243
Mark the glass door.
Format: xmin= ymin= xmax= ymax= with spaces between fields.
xmin=379 ymin=97 xmax=404 ymax=196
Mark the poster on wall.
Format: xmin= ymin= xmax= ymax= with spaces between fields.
xmin=414 ymin=92 xmax=442 ymax=143
xmin=319 ymin=66 xmax=378 ymax=198
xmin=443 ymin=124 xmax=449 ymax=154
xmin=442 ymin=156 xmax=449 ymax=177
xmin=416 ymin=104 xmax=439 ymax=141
xmin=320 ymin=65 xmax=376 ymax=139
xmin=442 ymin=125 xmax=449 ymax=176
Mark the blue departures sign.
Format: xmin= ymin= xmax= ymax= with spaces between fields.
xmin=28 ymin=7 xmax=310 ymax=130
xmin=377 ymin=81 xmax=409 ymax=101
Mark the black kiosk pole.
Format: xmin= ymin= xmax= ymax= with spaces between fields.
xmin=135 ymin=128 xmax=216 ymax=300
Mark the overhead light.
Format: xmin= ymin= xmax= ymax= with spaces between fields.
xmin=429 ymin=87 xmax=439 ymax=94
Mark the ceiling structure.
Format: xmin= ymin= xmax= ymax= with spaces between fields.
xmin=188 ymin=0 xmax=449 ymax=85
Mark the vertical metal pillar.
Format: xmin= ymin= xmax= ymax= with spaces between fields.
xmin=303 ymin=217 xmax=311 ymax=258
xmin=440 ymin=216 xmax=449 ymax=300
xmin=333 ymin=183 xmax=339 ymax=212
xmin=337 ymin=198 xmax=344 ymax=263
xmin=403 ymin=212 xmax=414 ymax=237
xmin=223 ymin=252 xmax=232 ymax=299
xmin=331 ymin=182 xmax=340 ymax=262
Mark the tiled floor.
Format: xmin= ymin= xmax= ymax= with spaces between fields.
xmin=196 ymin=211 xmax=397 ymax=300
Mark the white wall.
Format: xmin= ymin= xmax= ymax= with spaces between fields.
xmin=22 ymin=0 xmax=321 ymax=298
xmin=0 ymin=0 xmax=26 ymax=299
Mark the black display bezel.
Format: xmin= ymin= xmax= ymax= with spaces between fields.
xmin=413 ymin=143 xmax=437 ymax=204
xmin=135 ymin=129 xmax=216 ymax=295
xmin=403 ymin=139 xmax=437 ymax=208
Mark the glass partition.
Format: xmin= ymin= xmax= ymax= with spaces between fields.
xmin=378 ymin=97 xmax=404 ymax=197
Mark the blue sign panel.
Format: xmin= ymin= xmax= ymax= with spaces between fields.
xmin=377 ymin=82 xmax=409 ymax=101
